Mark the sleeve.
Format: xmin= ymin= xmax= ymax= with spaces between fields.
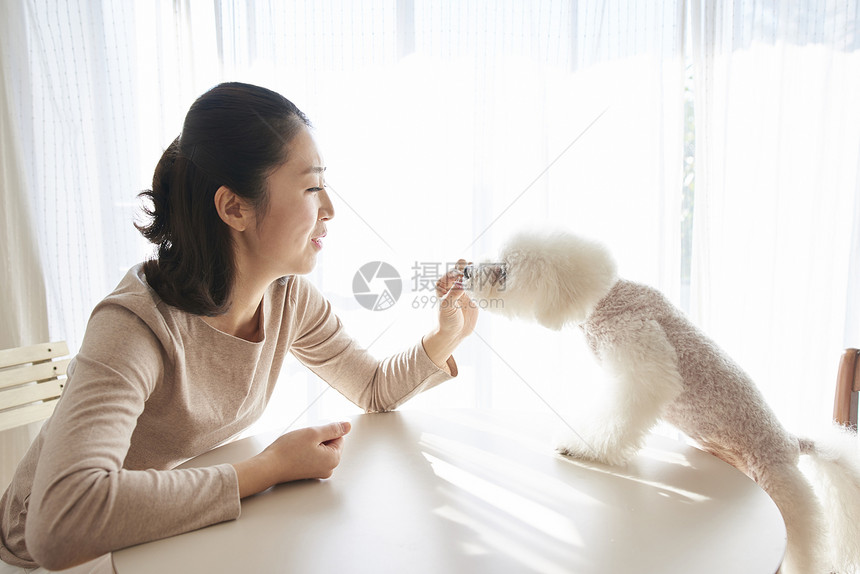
xmin=25 ymin=302 xmax=241 ymax=570
xmin=287 ymin=276 xmax=457 ymax=412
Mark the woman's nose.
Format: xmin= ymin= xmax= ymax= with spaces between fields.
xmin=319 ymin=187 xmax=334 ymax=220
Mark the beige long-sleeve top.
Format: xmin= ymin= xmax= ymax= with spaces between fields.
xmin=0 ymin=265 xmax=455 ymax=569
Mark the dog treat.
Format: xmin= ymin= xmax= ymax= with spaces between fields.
xmin=461 ymin=263 xmax=506 ymax=291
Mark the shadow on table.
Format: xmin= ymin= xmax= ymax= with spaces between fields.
xmin=384 ymin=409 xmax=779 ymax=574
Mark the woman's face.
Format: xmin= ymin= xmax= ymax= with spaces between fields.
xmin=243 ymin=125 xmax=334 ymax=279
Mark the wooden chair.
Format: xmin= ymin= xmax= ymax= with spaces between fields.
xmin=833 ymin=348 xmax=860 ymax=430
xmin=0 ymin=342 xmax=69 ymax=433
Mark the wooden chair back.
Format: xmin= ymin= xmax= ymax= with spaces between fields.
xmin=0 ymin=342 xmax=69 ymax=432
xmin=833 ymin=347 xmax=860 ymax=430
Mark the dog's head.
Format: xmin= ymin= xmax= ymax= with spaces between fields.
xmin=469 ymin=230 xmax=618 ymax=329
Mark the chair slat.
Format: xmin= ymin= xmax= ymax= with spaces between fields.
xmin=854 ymin=350 xmax=860 ymax=392
xmin=0 ymin=342 xmax=69 ymax=369
xmin=0 ymin=359 xmax=70 ymax=391
xmin=0 ymin=380 xmax=64 ymax=411
xmin=0 ymin=400 xmax=59 ymax=433
xmin=834 ymin=348 xmax=860 ymax=428
xmin=0 ymin=341 xmax=69 ymax=431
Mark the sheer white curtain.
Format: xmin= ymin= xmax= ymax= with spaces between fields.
xmin=0 ymin=0 xmax=143 ymax=352
xmin=1 ymin=0 xmax=856 ymax=452
xmin=689 ymin=0 xmax=860 ymax=434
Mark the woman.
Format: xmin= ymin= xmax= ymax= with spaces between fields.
xmin=0 ymin=82 xmax=477 ymax=572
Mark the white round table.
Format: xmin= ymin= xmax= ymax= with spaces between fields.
xmin=112 ymin=409 xmax=785 ymax=573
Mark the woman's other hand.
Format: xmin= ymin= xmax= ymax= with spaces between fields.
xmin=233 ymin=421 xmax=352 ymax=498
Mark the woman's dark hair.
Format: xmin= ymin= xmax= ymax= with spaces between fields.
xmin=136 ymin=82 xmax=311 ymax=316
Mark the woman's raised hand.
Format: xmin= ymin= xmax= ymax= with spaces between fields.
xmin=422 ymin=259 xmax=479 ymax=370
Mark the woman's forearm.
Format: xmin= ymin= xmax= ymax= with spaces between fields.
xmin=422 ymin=329 xmax=459 ymax=373
xmin=233 ymin=455 xmax=277 ymax=498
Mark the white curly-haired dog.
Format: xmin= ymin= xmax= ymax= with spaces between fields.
xmin=468 ymin=229 xmax=860 ymax=574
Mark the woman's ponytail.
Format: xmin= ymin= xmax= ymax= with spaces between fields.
xmin=136 ymin=136 xmax=180 ymax=245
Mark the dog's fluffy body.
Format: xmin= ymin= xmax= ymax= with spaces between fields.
xmin=473 ymin=229 xmax=860 ymax=574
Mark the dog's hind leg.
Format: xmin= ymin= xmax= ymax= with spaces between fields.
xmin=557 ymin=319 xmax=684 ymax=466
xmin=754 ymin=462 xmax=828 ymax=574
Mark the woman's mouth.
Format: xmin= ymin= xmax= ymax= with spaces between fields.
xmin=311 ymin=233 xmax=326 ymax=249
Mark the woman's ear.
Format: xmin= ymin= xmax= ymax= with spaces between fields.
xmin=214 ymin=186 xmax=251 ymax=232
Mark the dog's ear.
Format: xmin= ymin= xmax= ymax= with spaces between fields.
xmin=505 ymin=230 xmax=618 ymax=326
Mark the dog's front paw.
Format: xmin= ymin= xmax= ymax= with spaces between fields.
xmin=555 ymin=435 xmax=633 ymax=467
xmin=555 ymin=436 xmax=604 ymax=463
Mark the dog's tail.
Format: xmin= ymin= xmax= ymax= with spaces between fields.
xmin=800 ymin=426 xmax=860 ymax=573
